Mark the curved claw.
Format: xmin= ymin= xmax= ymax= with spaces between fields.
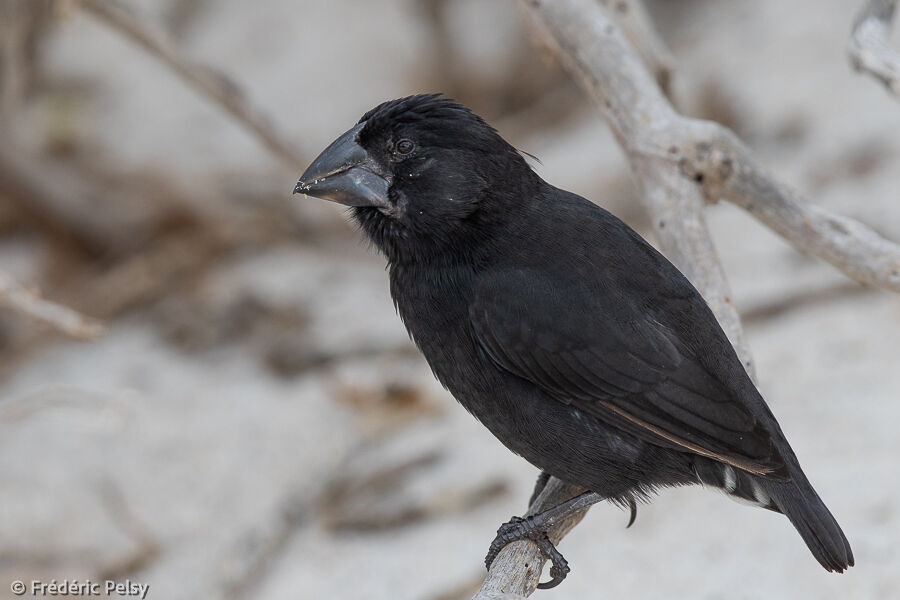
xmin=534 ymin=534 xmax=570 ymax=589
xmin=536 ymin=566 xmax=568 ymax=590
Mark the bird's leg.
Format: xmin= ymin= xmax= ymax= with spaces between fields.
xmin=528 ymin=471 xmax=552 ymax=506
xmin=485 ymin=491 xmax=604 ymax=589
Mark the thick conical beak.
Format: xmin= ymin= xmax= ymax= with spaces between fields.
xmin=293 ymin=122 xmax=391 ymax=209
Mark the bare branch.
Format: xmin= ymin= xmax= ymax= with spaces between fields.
xmin=78 ymin=0 xmax=306 ymax=169
xmin=0 ymin=273 xmax=103 ymax=340
xmin=849 ymin=0 xmax=900 ymax=99
xmin=676 ymin=127 xmax=900 ymax=292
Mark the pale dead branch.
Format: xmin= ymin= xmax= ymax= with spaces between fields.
xmin=849 ymin=0 xmax=900 ymax=100
xmin=78 ymin=0 xmax=306 ymax=169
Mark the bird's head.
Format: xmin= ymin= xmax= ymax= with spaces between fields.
xmin=294 ymin=94 xmax=539 ymax=263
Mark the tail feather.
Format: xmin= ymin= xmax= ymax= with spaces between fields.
xmin=763 ymin=475 xmax=854 ymax=573
xmin=695 ymin=459 xmax=853 ymax=572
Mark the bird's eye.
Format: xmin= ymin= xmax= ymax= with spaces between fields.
xmin=395 ymin=139 xmax=415 ymax=155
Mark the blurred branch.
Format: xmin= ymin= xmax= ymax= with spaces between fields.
xmin=849 ymin=0 xmax=900 ymax=100
xmin=0 ymin=272 xmax=102 ymax=340
xmin=0 ymin=0 xmax=53 ymax=116
xmin=476 ymin=0 xmax=900 ymax=596
xmin=78 ymin=0 xmax=306 ymax=169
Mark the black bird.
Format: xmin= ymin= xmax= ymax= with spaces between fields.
xmin=294 ymin=94 xmax=853 ymax=588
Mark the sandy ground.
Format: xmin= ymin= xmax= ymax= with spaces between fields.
xmin=1 ymin=1 xmax=898 ymax=599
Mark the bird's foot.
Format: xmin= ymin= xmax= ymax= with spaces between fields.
xmin=484 ymin=515 xmax=571 ymax=590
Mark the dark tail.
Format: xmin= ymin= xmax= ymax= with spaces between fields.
xmin=763 ymin=473 xmax=854 ymax=573
xmin=695 ymin=459 xmax=854 ymax=572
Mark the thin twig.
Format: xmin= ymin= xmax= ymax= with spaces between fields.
xmin=849 ymin=0 xmax=900 ymax=100
xmin=0 ymin=273 xmax=103 ymax=340
xmin=78 ymin=0 xmax=305 ymax=169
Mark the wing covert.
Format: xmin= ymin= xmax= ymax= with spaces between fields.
xmin=470 ymin=270 xmax=782 ymax=475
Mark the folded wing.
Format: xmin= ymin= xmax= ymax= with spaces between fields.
xmin=470 ymin=269 xmax=784 ymax=476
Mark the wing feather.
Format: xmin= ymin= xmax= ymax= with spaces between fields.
xmin=470 ymin=270 xmax=783 ymax=475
